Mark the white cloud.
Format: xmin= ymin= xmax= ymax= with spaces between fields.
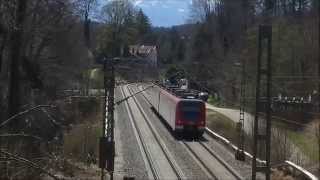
xmin=150 ymin=0 xmax=159 ymax=6
xmin=133 ymin=0 xmax=161 ymax=8
xmin=161 ymin=4 xmax=169 ymax=8
xmin=178 ymin=8 xmax=185 ymax=13
xmin=133 ymin=0 xmax=144 ymax=6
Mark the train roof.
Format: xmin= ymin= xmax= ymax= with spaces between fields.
xmin=157 ymin=84 xmax=203 ymax=101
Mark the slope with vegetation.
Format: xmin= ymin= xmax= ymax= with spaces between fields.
xmin=0 ymin=0 xmax=156 ymax=178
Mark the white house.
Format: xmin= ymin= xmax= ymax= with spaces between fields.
xmin=129 ymin=45 xmax=157 ymax=67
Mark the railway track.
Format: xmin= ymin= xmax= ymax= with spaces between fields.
xmin=134 ymin=83 xmax=243 ymax=180
xmin=181 ymin=140 xmax=243 ymax=180
xmin=120 ymin=85 xmax=184 ymax=180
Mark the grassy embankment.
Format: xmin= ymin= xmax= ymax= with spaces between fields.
xmin=53 ymin=68 xmax=105 ymax=178
xmin=207 ymin=105 xmax=319 ymax=169
xmin=273 ymin=119 xmax=319 ymax=164
xmin=64 ymin=98 xmax=102 ymax=159
xmin=206 ymin=109 xmax=253 ymax=154
xmin=206 ymin=109 xmax=308 ymax=179
xmin=206 ymin=109 xmax=238 ymax=143
xmin=59 ymin=96 xmax=103 ymax=178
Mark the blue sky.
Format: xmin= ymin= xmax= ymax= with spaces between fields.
xmin=99 ymin=0 xmax=191 ymax=27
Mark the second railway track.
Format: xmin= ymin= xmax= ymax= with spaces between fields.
xmin=120 ymin=85 xmax=185 ymax=180
xmin=181 ymin=140 xmax=243 ymax=180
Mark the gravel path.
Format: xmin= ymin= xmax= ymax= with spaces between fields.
xmin=206 ymin=104 xmax=254 ymax=135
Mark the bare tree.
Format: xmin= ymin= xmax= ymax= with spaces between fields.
xmin=189 ymin=0 xmax=216 ymax=22
xmin=99 ymin=0 xmax=137 ymax=57
xmin=0 ymin=0 xmax=105 ymax=178
xmin=101 ymin=0 xmax=134 ymax=27
xmin=74 ymin=0 xmax=98 ymax=48
xmin=8 ymin=0 xmax=28 ymax=121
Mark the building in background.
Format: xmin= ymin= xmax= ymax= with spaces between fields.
xmin=129 ymin=45 xmax=157 ymax=67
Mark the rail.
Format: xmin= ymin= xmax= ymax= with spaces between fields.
xmin=124 ymin=85 xmax=185 ymax=179
xmin=137 ymin=83 xmax=317 ymax=180
xmin=136 ymin=83 xmax=242 ymax=179
xmin=285 ymin=161 xmax=318 ymax=180
xmin=119 ymin=85 xmax=159 ymax=180
xmin=180 ymin=141 xmax=218 ymax=179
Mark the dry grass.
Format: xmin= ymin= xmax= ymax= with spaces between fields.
xmin=271 ymin=168 xmax=295 ymax=180
xmin=206 ymin=110 xmax=238 ymax=143
xmin=58 ymin=97 xmax=103 ymax=178
xmin=273 ymin=118 xmax=319 ymax=168
xmin=63 ymin=121 xmax=101 ymax=164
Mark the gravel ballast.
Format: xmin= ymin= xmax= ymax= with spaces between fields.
xmin=114 ymin=87 xmax=149 ymax=179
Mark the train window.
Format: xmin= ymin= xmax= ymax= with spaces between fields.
xmin=180 ymin=102 xmax=202 ymax=121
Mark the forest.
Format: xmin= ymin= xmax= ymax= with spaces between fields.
xmin=156 ymin=0 xmax=319 ymax=108
xmin=0 ymin=0 xmax=153 ymax=179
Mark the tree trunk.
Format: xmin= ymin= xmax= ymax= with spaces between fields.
xmin=8 ymin=0 xmax=28 ymax=121
xmin=0 ymin=34 xmax=6 ymax=72
xmin=84 ymin=14 xmax=91 ymax=49
xmin=318 ymin=1 xmax=320 ymax=173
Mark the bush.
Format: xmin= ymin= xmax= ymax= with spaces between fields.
xmin=63 ymin=122 xmax=101 ymax=164
xmin=78 ymin=98 xmax=99 ymax=116
xmin=208 ymin=95 xmax=221 ymax=106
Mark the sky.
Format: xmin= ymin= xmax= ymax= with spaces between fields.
xmin=99 ymin=0 xmax=191 ymax=27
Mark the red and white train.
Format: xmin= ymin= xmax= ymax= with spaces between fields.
xmin=147 ymin=84 xmax=206 ymax=137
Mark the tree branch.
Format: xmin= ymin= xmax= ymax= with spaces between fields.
xmin=0 ymin=105 xmax=55 ymax=129
xmin=0 ymin=133 xmax=43 ymax=141
xmin=41 ymin=108 xmax=61 ymax=126
xmin=0 ymin=149 xmax=60 ymax=180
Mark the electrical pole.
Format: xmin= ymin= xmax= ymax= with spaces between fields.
xmin=105 ymin=60 xmax=115 ymax=180
xmin=100 ymin=59 xmax=115 ymax=180
xmin=235 ymin=0 xmax=251 ymax=161
xmin=318 ymin=0 xmax=320 ymax=174
xmin=100 ymin=62 xmax=107 ymax=180
xmin=252 ymin=0 xmax=273 ymax=179
xmin=252 ymin=25 xmax=273 ymax=180
xmin=235 ymin=62 xmax=246 ymax=161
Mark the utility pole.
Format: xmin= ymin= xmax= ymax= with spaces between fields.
xmin=105 ymin=60 xmax=115 ymax=180
xmin=100 ymin=59 xmax=115 ymax=180
xmin=318 ymin=0 xmax=320 ymax=174
xmin=252 ymin=0 xmax=273 ymax=179
xmin=235 ymin=61 xmax=246 ymax=161
xmin=235 ymin=1 xmax=251 ymax=161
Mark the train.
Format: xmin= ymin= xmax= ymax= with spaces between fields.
xmin=147 ymin=84 xmax=206 ymax=137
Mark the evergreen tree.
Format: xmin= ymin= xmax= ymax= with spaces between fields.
xmin=98 ymin=3 xmax=153 ymax=57
xmin=135 ymin=8 xmax=151 ymax=41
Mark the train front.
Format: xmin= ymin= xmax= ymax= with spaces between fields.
xmin=175 ymin=99 xmax=206 ymax=137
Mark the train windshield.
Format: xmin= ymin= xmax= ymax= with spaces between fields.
xmin=180 ymin=101 xmax=202 ymax=121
